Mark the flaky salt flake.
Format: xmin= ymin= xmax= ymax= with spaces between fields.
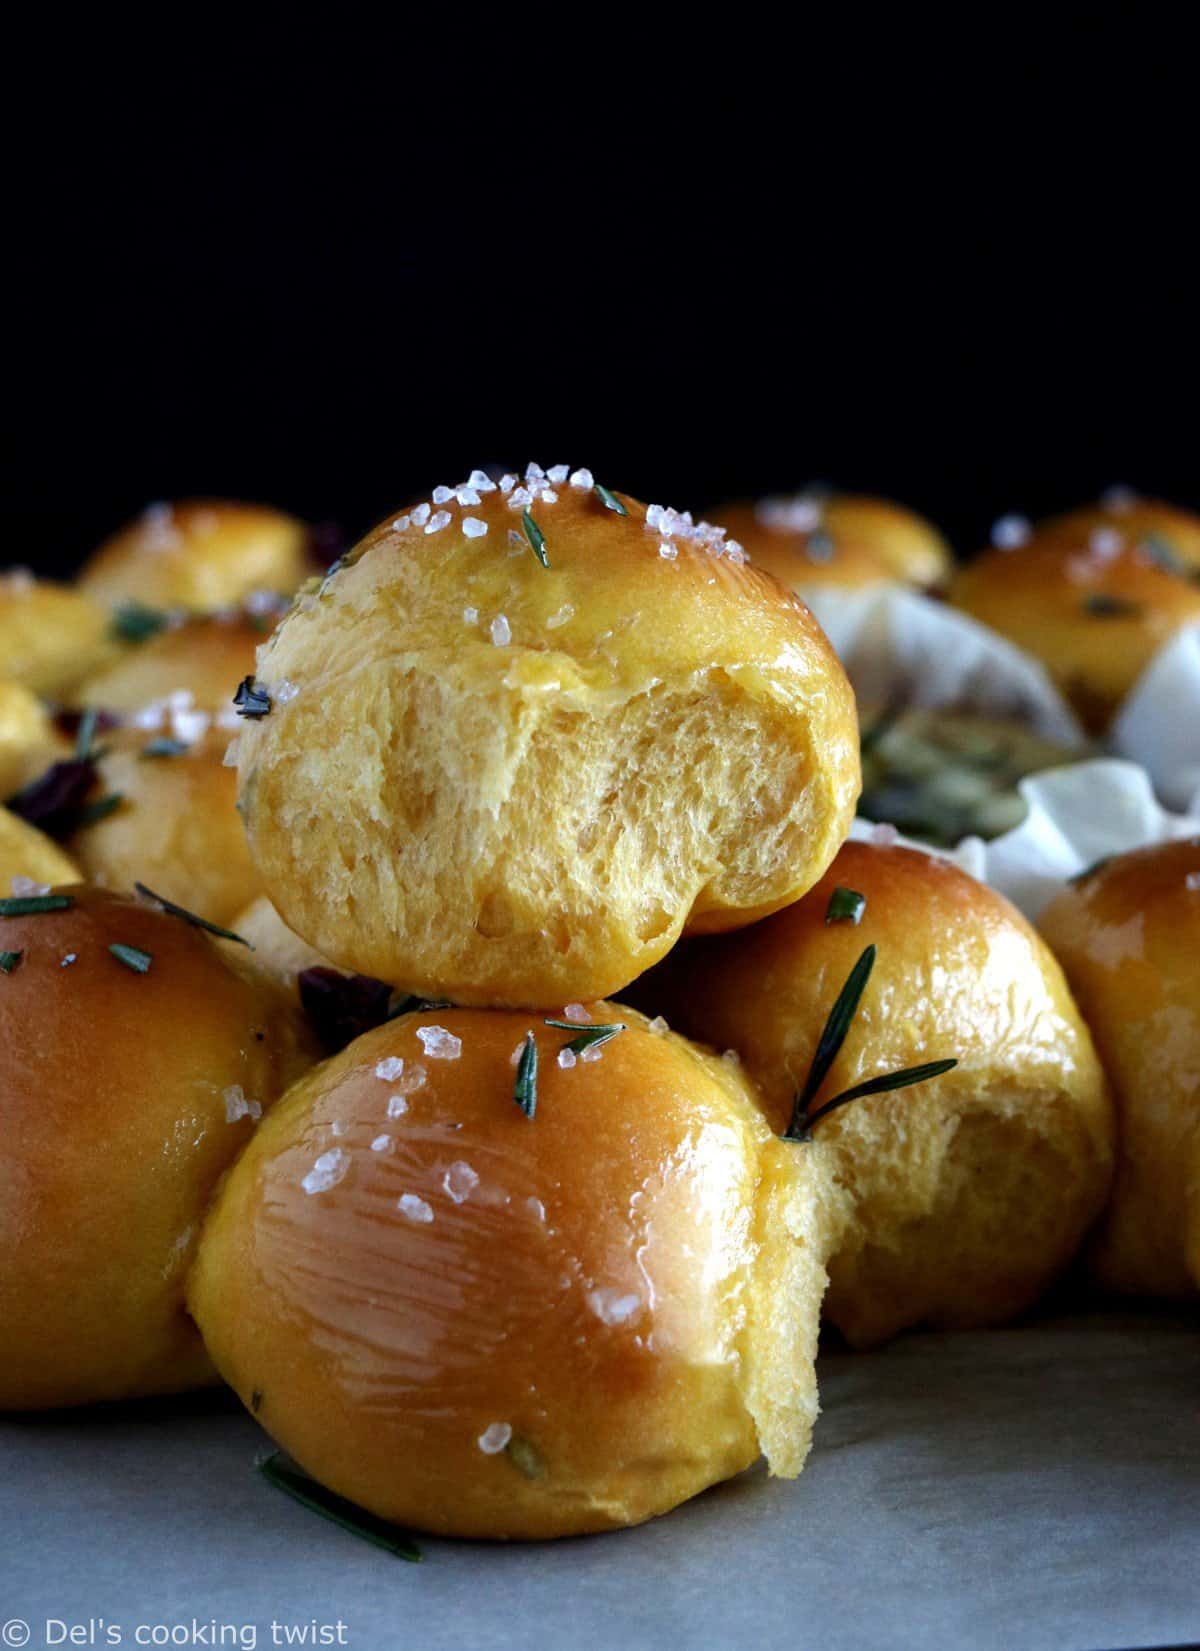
xmin=443 ymin=1161 xmax=479 ymax=1204
xmin=462 ymin=517 xmax=488 ymax=539
xmin=478 ymin=1422 xmax=512 ymax=1454
xmin=223 ymin=1086 xmax=262 ymax=1124
xmin=490 ymin=614 xmax=512 ymax=647
xmin=587 ymin=1288 xmax=641 ymax=1325
xmin=418 ymin=1025 xmax=462 ymax=1060
xmin=546 ymin=603 xmax=574 ymax=629
xmin=375 ymin=1056 xmax=405 ymax=1081
xmin=468 ymin=469 xmax=497 ymax=492
xmin=302 ymin=1149 xmax=348 ymax=1196
xmin=273 ymin=679 xmax=300 ymax=705
xmin=398 ymin=1192 xmax=434 ymax=1224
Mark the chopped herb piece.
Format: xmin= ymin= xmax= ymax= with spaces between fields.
xmin=386 ymin=992 xmax=454 ymax=1018
xmin=298 ymin=968 xmax=394 ymax=1054
xmin=505 ymin=1433 xmax=545 ymax=1479
xmin=595 ymin=483 xmax=628 ymax=517
xmin=0 ymin=895 xmax=74 ymax=917
xmin=140 ymin=737 xmax=191 ymax=759
xmin=1082 ymin=593 xmax=1142 ymax=617
xmin=111 ymin=601 xmax=171 ymax=643
xmin=133 ymin=882 xmax=253 ymax=947
xmin=74 ymin=707 xmax=100 ymax=760
xmin=544 ymin=1019 xmax=626 ymax=1056
xmin=233 ymin=676 xmax=272 ymax=718
xmin=109 ymin=942 xmax=152 ymax=973
xmin=257 ymin=1453 xmax=421 ymax=1562
xmin=0 ymin=950 xmax=23 ymax=972
xmin=250 ymin=1388 xmax=264 ymax=1414
xmin=1140 ymin=532 xmax=1186 ymax=576
xmin=514 ymin=1030 xmax=538 ymax=1117
xmin=72 ymin=793 xmax=124 ymax=830
xmin=825 ymin=887 xmax=867 ymax=925
xmin=521 ymin=509 xmax=549 ymax=569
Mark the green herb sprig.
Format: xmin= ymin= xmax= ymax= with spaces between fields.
xmin=109 ymin=942 xmax=153 ymax=974
xmin=522 ymin=509 xmax=549 ymax=569
xmin=0 ymin=950 xmax=23 ymax=972
xmin=134 ymin=882 xmax=253 ymax=947
xmin=257 ymin=1453 xmax=421 ymax=1562
xmin=111 ymin=602 xmax=171 ymax=644
xmin=595 ymin=483 xmax=628 ymax=517
xmin=0 ymin=894 xmax=74 ymax=917
xmin=784 ymin=945 xmax=957 ymax=1141
xmin=1082 ymin=593 xmax=1142 ymax=617
xmin=141 ymin=737 xmax=191 ymax=759
xmin=544 ymin=1019 xmax=626 ymax=1056
xmin=514 ymin=1030 xmax=538 ymax=1117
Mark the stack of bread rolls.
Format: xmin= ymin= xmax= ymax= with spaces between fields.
xmin=1 ymin=468 xmax=1195 ymax=1551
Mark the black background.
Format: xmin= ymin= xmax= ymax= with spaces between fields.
xmin=6 ymin=7 xmax=1197 ymax=579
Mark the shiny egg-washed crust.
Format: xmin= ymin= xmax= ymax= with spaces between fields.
xmin=79 ymin=501 xmax=310 ymax=612
xmin=629 ymin=841 xmax=1114 ymax=1348
xmin=0 ymin=679 xmax=69 ymax=797
xmin=819 ymin=495 xmax=954 ymax=589
xmin=0 ymin=807 xmax=81 ymax=889
xmin=1039 ymin=839 xmax=1200 ymax=1299
xmin=234 ymin=485 xmax=860 ymax=1006
xmin=0 ymin=886 xmax=314 ymax=1409
xmin=0 ymin=576 xmax=113 ymax=698
xmin=188 ymin=1005 xmax=846 ymax=1539
xmin=949 ymin=533 xmax=1200 ymax=733
xmin=1039 ymin=495 xmax=1200 ymax=570
xmin=713 ymin=502 xmax=895 ymax=593
xmin=75 ymin=608 xmax=286 ymax=713
xmin=68 ymin=730 xmax=260 ymax=927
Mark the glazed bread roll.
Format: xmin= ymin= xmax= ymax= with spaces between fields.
xmin=817 ymin=493 xmax=953 ymax=589
xmin=1039 ymin=839 xmax=1200 ymax=1299
xmin=0 ymin=569 xmax=112 ymax=698
xmin=226 ymin=894 xmax=333 ymax=985
xmin=631 ymin=839 xmax=1114 ymax=1347
xmin=1040 ymin=489 xmax=1200 ymax=571
xmin=75 ymin=600 xmax=288 ymax=714
xmin=0 ymin=679 xmax=69 ymax=795
xmin=713 ymin=499 xmax=894 ymax=593
xmin=80 ymin=501 xmax=310 ymax=613
xmin=67 ymin=728 xmax=260 ymax=926
xmin=188 ymin=1005 xmax=844 ymax=1539
xmin=0 ymin=884 xmax=312 ymax=1408
xmin=232 ymin=466 xmax=860 ymax=1006
xmin=0 ymin=808 xmax=80 ymax=890
xmin=950 ymin=525 xmax=1200 ymax=732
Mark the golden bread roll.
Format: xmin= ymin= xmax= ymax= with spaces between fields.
xmin=1039 ymin=489 xmax=1200 ymax=571
xmin=1188 ymin=1127 xmax=1200 ymax=1290
xmin=1039 ymin=839 xmax=1200 ymax=1299
xmin=949 ymin=527 xmax=1200 ymax=732
xmin=0 ymin=679 xmax=69 ymax=795
xmin=232 ymin=466 xmax=860 ymax=1006
xmin=0 ymin=807 xmax=80 ymax=890
xmin=226 ymin=894 xmax=333 ymax=985
xmin=67 ymin=728 xmax=259 ymax=926
xmin=79 ymin=501 xmax=310 ymax=613
xmin=630 ymin=839 xmax=1114 ymax=1346
xmin=75 ymin=600 xmax=288 ymax=714
xmin=0 ymin=570 xmax=112 ymax=698
xmin=817 ymin=493 xmax=953 ymax=588
xmin=713 ymin=499 xmax=894 ymax=592
xmin=0 ymin=884 xmax=313 ymax=1408
xmin=188 ymin=1004 xmax=843 ymax=1539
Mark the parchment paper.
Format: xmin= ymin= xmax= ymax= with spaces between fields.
xmin=2 ymin=1309 xmax=1197 ymax=1651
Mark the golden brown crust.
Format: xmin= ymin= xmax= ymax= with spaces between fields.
xmin=818 ymin=494 xmax=954 ymax=589
xmin=67 ymin=729 xmax=259 ymax=926
xmin=79 ymin=501 xmax=310 ymax=612
xmin=233 ymin=476 xmax=860 ymax=1005
xmin=949 ymin=530 xmax=1200 ymax=732
xmin=713 ymin=501 xmax=895 ymax=592
xmin=188 ymin=1005 xmax=839 ymax=1538
xmin=0 ymin=679 xmax=69 ymax=797
xmin=0 ymin=807 xmax=80 ymax=889
xmin=1039 ymin=838 xmax=1200 ymax=1299
xmin=1039 ymin=494 xmax=1200 ymax=571
xmin=0 ymin=885 xmax=313 ymax=1408
xmin=75 ymin=605 xmax=287 ymax=713
xmin=629 ymin=840 xmax=1114 ymax=1346
xmin=0 ymin=574 xmax=113 ymax=698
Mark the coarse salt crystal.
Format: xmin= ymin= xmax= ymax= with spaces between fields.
xmin=468 ymin=469 xmax=497 ymax=492
xmin=392 ymin=515 xmax=411 ymax=532
xmin=273 ymin=679 xmax=300 ymax=705
xmin=477 ymin=1422 xmax=512 ymax=1454
xmin=370 ymin=1134 xmax=393 ymax=1152
xmin=463 ymin=606 xmax=479 ymax=624
xmin=490 ymin=614 xmax=512 ymax=647
xmin=223 ymin=1086 xmax=262 ymax=1124
xmin=432 ymin=485 xmax=455 ymax=505
xmin=546 ymin=603 xmax=574 ymax=628
xmin=569 ymin=468 xmax=594 ymax=490
xmin=525 ymin=461 xmax=546 ymax=481
xmin=1089 ymin=526 xmax=1123 ymax=559
xmin=580 ymin=1045 xmax=604 ymax=1063
xmin=456 ymin=485 xmax=482 ymax=506
xmin=462 ymin=517 xmax=488 ymax=538
xmin=398 ymin=1192 xmax=434 ymax=1224
xmin=557 ymin=1048 xmax=577 ymax=1070
xmin=1186 ymin=872 xmax=1200 ymax=891
xmin=563 ymin=1003 xmax=589 ymax=1023
xmin=498 ymin=474 xmax=517 ymax=493
xmin=410 ymin=502 xmax=431 ymax=527
xmin=647 ymin=1015 xmax=669 ymax=1035
xmin=658 ymin=542 xmax=677 ymax=559
xmin=12 ymin=876 xmax=50 ymax=897
xmin=443 ymin=1161 xmax=479 ymax=1203
xmin=386 ymin=1095 xmax=409 ymax=1119
xmin=547 ymin=464 xmax=570 ymax=484
xmin=587 ymin=1288 xmax=641 ymax=1326
xmin=330 ymin=1120 xmax=346 ymax=1137
xmin=425 ymin=510 xmax=452 ymax=535
xmin=302 ymin=1148 xmax=348 ymax=1196
xmin=507 ymin=487 xmax=533 ymax=510
xmin=418 ymin=1025 xmax=462 ymax=1060
xmin=871 ymin=822 xmax=900 ymax=846
xmin=526 ymin=1196 xmax=546 ymax=1222
xmin=393 ymin=1064 xmax=427 ymax=1096
xmin=60 ymin=953 xmax=77 ymax=968
xmin=992 ymin=514 xmax=1031 ymax=550
xmin=375 ymin=1056 xmax=405 ymax=1081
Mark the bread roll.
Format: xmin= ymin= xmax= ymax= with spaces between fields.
xmin=713 ymin=499 xmax=894 ymax=592
xmin=0 ymin=679 xmax=69 ymax=796
xmin=0 ymin=884 xmax=312 ymax=1408
xmin=950 ymin=525 xmax=1200 ymax=732
xmin=67 ymin=728 xmax=259 ymax=926
xmin=232 ymin=467 xmax=860 ymax=1006
xmin=1039 ymin=839 xmax=1200 ymax=1298
xmin=75 ymin=600 xmax=287 ymax=714
xmin=226 ymin=894 xmax=333 ymax=985
xmin=817 ymin=493 xmax=953 ymax=588
xmin=0 ymin=570 xmax=112 ymax=698
xmin=188 ymin=1005 xmax=843 ymax=1538
xmin=0 ymin=807 xmax=80 ymax=890
xmin=630 ymin=839 xmax=1114 ymax=1346
xmin=80 ymin=501 xmax=310 ymax=612
xmin=1040 ymin=490 xmax=1200 ymax=571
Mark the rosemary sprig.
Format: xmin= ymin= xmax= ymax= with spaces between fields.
xmin=543 ymin=1019 xmax=626 ymax=1056
xmin=111 ymin=602 xmax=170 ymax=644
xmin=133 ymin=882 xmax=253 ymax=947
xmin=109 ymin=942 xmax=153 ymax=973
xmin=140 ymin=737 xmax=191 ymax=759
xmin=1140 ymin=532 xmax=1186 ymax=577
xmin=825 ymin=887 xmax=866 ymax=925
xmin=233 ymin=676 xmax=272 ymax=718
xmin=257 ymin=1453 xmax=422 ymax=1563
xmin=783 ymin=944 xmax=957 ymax=1140
xmin=72 ymin=793 xmax=124 ymax=830
xmin=514 ymin=1030 xmax=538 ymax=1117
xmin=1082 ymin=593 xmax=1142 ymax=617
xmin=522 ymin=509 xmax=549 ymax=569
xmin=0 ymin=950 xmax=23 ymax=972
xmin=595 ymin=483 xmax=628 ymax=517
xmin=0 ymin=894 xmax=74 ymax=917
xmin=75 ymin=708 xmax=100 ymax=760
